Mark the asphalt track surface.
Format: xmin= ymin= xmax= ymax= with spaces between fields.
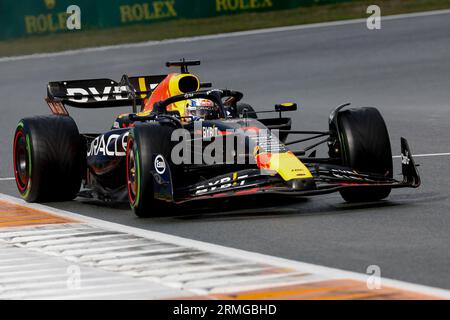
xmin=0 ymin=12 xmax=449 ymax=290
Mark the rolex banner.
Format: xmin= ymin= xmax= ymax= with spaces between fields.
xmin=0 ymin=0 xmax=349 ymax=41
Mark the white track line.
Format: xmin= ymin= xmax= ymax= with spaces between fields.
xmin=393 ymin=153 xmax=450 ymax=159
xmin=1 ymin=9 xmax=450 ymax=63
xmin=0 ymin=178 xmax=15 ymax=181
xmin=0 ymin=192 xmax=449 ymax=298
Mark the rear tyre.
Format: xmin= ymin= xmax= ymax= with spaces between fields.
xmin=236 ymin=103 xmax=257 ymax=118
xmin=333 ymin=107 xmax=393 ymax=202
xmin=126 ymin=123 xmax=177 ymax=217
xmin=13 ymin=115 xmax=84 ymax=202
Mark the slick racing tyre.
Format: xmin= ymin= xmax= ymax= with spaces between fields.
xmin=126 ymin=123 xmax=177 ymax=217
xmin=13 ymin=115 xmax=84 ymax=202
xmin=334 ymin=107 xmax=393 ymax=202
xmin=237 ymin=103 xmax=257 ymax=118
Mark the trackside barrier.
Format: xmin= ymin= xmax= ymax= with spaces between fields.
xmin=0 ymin=0 xmax=351 ymax=41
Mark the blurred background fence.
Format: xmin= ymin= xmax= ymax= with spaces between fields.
xmin=0 ymin=0 xmax=350 ymax=40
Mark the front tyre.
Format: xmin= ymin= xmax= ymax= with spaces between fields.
xmin=126 ymin=124 xmax=177 ymax=217
xmin=333 ymin=107 xmax=393 ymax=202
xmin=13 ymin=115 xmax=84 ymax=202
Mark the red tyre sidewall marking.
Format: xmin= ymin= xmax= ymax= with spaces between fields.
xmin=126 ymin=136 xmax=136 ymax=205
xmin=13 ymin=129 xmax=28 ymax=193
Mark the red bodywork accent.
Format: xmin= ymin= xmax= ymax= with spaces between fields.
xmin=234 ymin=187 xmax=261 ymax=196
xmin=143 ymin=73 xmax=175 ymax=112
xmin=255 ymin=152 xmax=272 ymax=170
xmin=46 ymin=98 xmax=68 ymax=115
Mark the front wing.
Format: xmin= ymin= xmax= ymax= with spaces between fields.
xmin=174 ymin=138 xmax=420 ymax=203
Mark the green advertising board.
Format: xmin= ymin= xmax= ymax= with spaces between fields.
xmin=0 ymin=0 xmax=349 ymax=41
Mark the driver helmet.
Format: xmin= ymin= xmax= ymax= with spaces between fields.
xmin=185 ymin=99 xmax=219 ymax=120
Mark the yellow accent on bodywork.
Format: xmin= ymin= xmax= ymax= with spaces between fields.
xmin=168 ymin=73 xmax=200 ymax=96
xmin=136 ymin=110 xmax=151 ymax=117
xmin=168 ymin=73 xmax=200 ymax=118
xmin=268 ymin=152 xmax=313 ymax=181
xmin=138 ymin=77 xmax=147 ymax=98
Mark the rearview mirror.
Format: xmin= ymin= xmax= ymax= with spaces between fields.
xmin=275 ymin=102 xmax=297 ymax=112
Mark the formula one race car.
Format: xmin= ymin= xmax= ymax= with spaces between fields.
xmin=13 ymin=60 xmax=420 ymax=217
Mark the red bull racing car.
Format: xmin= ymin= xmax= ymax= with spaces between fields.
xmin=13 ymin=60 xmax=420 ymax=217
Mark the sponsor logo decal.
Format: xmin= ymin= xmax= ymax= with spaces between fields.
xmin=66 ymin=86 xmax=128 ymax=102
xmin=119 ymin=1 xmax=177 ymax=23
xmin=216 ymin=0 xmax=273 ymax=13
xmin=195 ymin=173 xmax=248 ymax=195
xmin=401 ymin=151 xmax=411 ymax=165
xmin=202 ymin=126 xmax=219 ymax=139
xmin=87 ymin=132 xmax=129 ymax=157
xmin=65 ymin=82 xmax=159 ymax=104
xmin=154 ymin=155 xmax=166 ymax=174
xmin=24 ymin=1 xmax=81 ymax=34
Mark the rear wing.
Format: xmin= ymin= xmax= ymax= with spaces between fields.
xmin=46 ymin=74 xmax=167 ymax=114
xmin=46 ymin=59 xmax=211 ymax=115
